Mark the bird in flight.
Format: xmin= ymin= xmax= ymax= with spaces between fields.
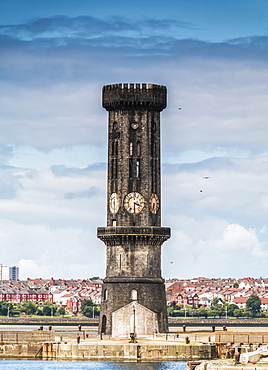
xmin=203 ymin=176 xmax=210 ymax=179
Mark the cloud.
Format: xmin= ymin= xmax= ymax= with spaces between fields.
xmin=64 ymin=186 xmax=100 ymax=199
xmin=0 ymin=15 xmax=196 ymax=41
xmin=162 ymin=156 xmax=268 ymax=278
xmin=0 ymin=163 xmax=106 ymax=279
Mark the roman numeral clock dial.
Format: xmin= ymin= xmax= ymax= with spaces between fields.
xmin=149 ymin=193 xmax=159 ymax=214
xmin=124 ymin=192 xmax=145 ymax=214
xmin=109 ymin=193 xmax=120 ymax=214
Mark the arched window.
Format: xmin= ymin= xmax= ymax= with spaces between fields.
xmin=113 ymin=121 xmax=118 ymax=131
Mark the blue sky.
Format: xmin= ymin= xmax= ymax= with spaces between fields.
xmin=1 ymin=0 xmax=268 ymax=279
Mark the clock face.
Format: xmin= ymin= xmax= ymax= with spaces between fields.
xmin=149 ymin=193 xmax=160 ymax=214
xmin=124 ymin=192 xmax=145 ymax=214
xmin=109 ymin=193 xmax=120 ymax=214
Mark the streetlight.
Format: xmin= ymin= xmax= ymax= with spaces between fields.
xmin=7 ymin=305 xmax=10 ymax=318
xmin=51 ymin=306 xmax=53 ymax=318
xmin=225 ymin=306 xmax=228 ymax=319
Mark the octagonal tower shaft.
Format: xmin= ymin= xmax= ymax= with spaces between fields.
xmin=103 ymin=83 xmax=166 ymax=227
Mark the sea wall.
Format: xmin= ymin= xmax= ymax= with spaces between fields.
xmin=52 ymin=342 xmax=217 ymax=361
xmin=0 ymin=343 xmax=43 ymax=358
xmin=0 ymin=330 xmax=55 ymax=343
xmin=215 ymin=332 xmax=268 ymax=344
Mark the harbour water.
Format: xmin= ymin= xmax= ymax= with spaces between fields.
xmin=0 ymin=360 xmax=187 ymax=370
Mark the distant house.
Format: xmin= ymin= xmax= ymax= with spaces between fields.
xmin=233 ymin=296 xmax=248 ymax=309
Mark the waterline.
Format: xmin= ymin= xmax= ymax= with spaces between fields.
xmin=0 ymin=360 xmax=187 ymax=370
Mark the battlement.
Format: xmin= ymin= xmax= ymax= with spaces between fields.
xmin=102 ymin=83 xmax=167 ymax=111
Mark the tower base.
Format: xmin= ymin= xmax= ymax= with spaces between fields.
xmin=98 ymin=226 xmax=170 ymax=337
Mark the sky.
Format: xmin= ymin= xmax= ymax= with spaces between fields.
xmin=1 ymin=0 xmax=268 ymax=280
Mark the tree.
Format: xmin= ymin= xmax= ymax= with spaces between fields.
xmin=197 ymin=307 xmax=208 ymax=318
xmin=167 ymin=306 xmax=174 ymax=317
xmin=0 ymin=301 xmax=12 ymax=316
xmin=42 ymin=302 xmax=57 ymax=316
xmin=233 ymin=309 xmax=243 ymax=318
xmin=22 ymin=301 xmax=37 ymax=315
xmin=243 ymin=309 xmax=253 ymax=318
xmin=211 ymin=298 xmax=221 ymax=308
xmin=233 ymin=282 xmax=239 ymax=288
xmin=208 ymin=309 xmax=218 ymax=318
xmin=227 ymin=303 xmax=239 ymax=316
xmin=81 ymin=299 xmax=94 ymax=317
xmin=82 ymin=306 xmax=94 ymax=318
xmin=10 ymin=303 xmax=22 ymax=316
xmin=246 ymin=295 xmax=261 ymax=317
xmin=58 ymin=306 xmax=65 ymax=316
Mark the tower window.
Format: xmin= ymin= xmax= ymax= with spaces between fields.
xmin=129 ymin=142 xmax=133 ymax=156
xmin=104 ymin=289 xmax=108 ymax=301
xmin=115 ymin=141 xmax=118 ymax=156
xmin=131 ymin=289 xmax=137 ymax=301
xmin=114 ymin=158 xmax=118 ymax=179
xmin=136 ymin=159 xmax=140 ymax=178
xmin=113 ymin=121 xmax=118 ymax=131
xmin=137 ymin=141 xmax=141 ymax=156
xmin=111 ymin=159 xmax=118 ymax=179
xmin=129 ymin=159 xmax=133 ymax=179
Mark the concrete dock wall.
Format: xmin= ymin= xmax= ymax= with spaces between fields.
xmin=215 ymin=333 xmax=268 ymax=344
xmin=0 ymin=343 xmax=43 ymax=358
xmin=0 ymin=330 xmax=55 ymax=343
xmin=52 ymin=342 xmax=217 ymax=361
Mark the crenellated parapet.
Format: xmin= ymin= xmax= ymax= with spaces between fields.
xmin=102 ymin=83 xmax=167 ymax=111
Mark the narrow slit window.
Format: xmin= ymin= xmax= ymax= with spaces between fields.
xmin=129 ymin=142 xmax=133 ymax=156
xmin=114 ymin=158 xmax=118 ymax=179
xmin=115 ymin=141 xmax=118 ymax=156
xmin=111 ymin=159 xmax=114 ymax=179
xmin=136 ymin=159 xmax=140 ymax=178
xmin=131 ymin=289 xmax=137 ymax=301
xmin=129 ymin=159 xmax=133 ymax=179
xmin=137 ymin=141 xmax=141 ymax=156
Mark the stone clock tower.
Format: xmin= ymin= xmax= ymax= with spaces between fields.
xmin=97 ymin=83 xmax=170 ymax=337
